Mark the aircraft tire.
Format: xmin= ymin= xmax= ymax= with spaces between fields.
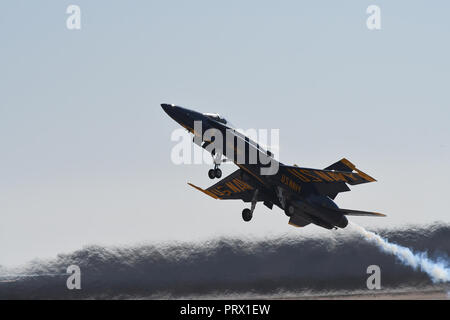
xmin=242 ymin=208 xmax=252 ymax=222
xmin=214 ymin=168 xmax=222 ymax=179
xmin=208 ymin=169 xmax=216 ymax=179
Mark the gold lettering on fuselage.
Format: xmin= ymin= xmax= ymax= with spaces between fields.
xmin=281 ymin=175 xmax=302 ymax=193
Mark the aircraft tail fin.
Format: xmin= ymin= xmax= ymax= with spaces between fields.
xmin=324 ymin=158 xmax=376 ymax=182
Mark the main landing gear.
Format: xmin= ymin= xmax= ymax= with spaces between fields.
xmin=242 ymin=208 xmax=252 ymax=222
xmin=242 ymin=189 xmax=259 ymax=222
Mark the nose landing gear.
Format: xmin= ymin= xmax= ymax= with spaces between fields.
xmin=208 ymin=165 xmax=222 ymax=179
xmin=208 ymin=151 xmax=223 ymax=179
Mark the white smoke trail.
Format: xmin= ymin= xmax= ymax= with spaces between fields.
xmin=350 ymin=223 xmax=450 ymax=283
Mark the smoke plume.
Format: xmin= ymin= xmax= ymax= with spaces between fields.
xmin=350 ymin=223 xmax=449 ymax=283
xmin=0 ymin=223 xmax=448 ymax=299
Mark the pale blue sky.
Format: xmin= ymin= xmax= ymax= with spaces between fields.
xmin=1 ymin=1 xmax=449 ymax=266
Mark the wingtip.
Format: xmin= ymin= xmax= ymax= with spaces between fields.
xmin=187 ymin=182 xmax=219 ymax=199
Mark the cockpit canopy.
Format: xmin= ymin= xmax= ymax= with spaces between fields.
xmin=203 ymin=113 xmax=229 ymax=125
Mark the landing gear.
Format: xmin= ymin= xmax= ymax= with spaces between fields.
xmin=242 ymin=208 xmax=252 ymax=222
xmin=208 ymin=167 xmax=222 ymax=179
xmin=241 ymin=189 xmax=259 ymax=222
xmin=208 ymin=151 xmax=223 ymax=179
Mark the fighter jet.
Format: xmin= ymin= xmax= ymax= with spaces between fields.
xmin=162 ymin=103 xmax=385 ymax=230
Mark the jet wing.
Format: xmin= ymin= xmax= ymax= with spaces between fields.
xmin=279 ymin=158 xmax=377 ymax=199
xmin=188 ymin=169 xmax=266 ymax=202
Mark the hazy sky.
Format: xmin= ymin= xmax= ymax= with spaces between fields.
xmin=1 ymin=1 xmax=449 ymax=266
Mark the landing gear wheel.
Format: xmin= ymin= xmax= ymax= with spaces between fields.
xmin=214 ymin=168 xmax=222 ymax=179
xmin=242 ymin=208 xmax=253 ymax=222
xmin=208 ymin=169 xmax=216 ymax=179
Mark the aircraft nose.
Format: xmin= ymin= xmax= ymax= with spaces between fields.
xmin=161 ymin=103 xmax=198 ymax=132
xmin=161 ymin=103 xmax=179 ymax=118
xmin=161 ymin=103 xmax=174 ymax=113
xmin=161 ymin=103 xmax=184 ymax=123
